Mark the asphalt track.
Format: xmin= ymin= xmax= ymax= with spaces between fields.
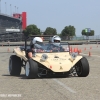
xmin=0 ymin=44 xmax=100 ymax=100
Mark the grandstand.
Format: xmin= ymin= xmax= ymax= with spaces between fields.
xmin=0 ymin=12 xmax=27 ymax=41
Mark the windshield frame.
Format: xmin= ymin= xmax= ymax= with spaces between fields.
xmin=34 ymin=42 xmax=70 ymax=53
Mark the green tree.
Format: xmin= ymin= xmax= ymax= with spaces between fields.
xmin=90 ymin=30 xmax=94 ymax=36
xmin=82 ymin=29 xmax=86 ymax=35
xmin=61 ymin=25 xmax=75 ymax=40
xmin=23 ymin=24 xmax=41 ymax=37
xmin=44 ymin=27 xmax=57 ymax=35
xmin=81 ymin=29 xmax=94 ymax=36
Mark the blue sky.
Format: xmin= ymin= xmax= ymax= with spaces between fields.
xmin=0 ymin=0 xmax=100 ymax=35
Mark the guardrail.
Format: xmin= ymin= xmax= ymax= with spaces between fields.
xmin=0 ymin=41 xmax=86 ymax=46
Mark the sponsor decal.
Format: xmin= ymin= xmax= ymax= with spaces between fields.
xmin=60 ymin=66 xmax=63 ymax=70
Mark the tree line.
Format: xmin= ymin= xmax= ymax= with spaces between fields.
xmin=23 ymin=24 xmax=94 ymax=40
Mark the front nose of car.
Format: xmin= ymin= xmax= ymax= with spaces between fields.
xmin=49 ymin=58 xmax=72 ymax=72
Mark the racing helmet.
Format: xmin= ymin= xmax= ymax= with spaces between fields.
xmin=32 ymin=37 xmax=43 ymax=44
xmin=30 ymin=37 xmax=43 ymax=49
xmin=51 ymin=35 xmax=61 ymax=46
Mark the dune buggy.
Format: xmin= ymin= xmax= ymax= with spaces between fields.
xmin=9 ymin=35 xmax=89 ymax=79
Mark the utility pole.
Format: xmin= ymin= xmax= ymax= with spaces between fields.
xmin=15 ymin=6 xmax=16 ymax=13
xmin=0 ymin=0 xmax=1 ymax=13
xmin=17 ymin=7 xmax=18 ymax=13
xmin=10 ymin=4 xmax=12 ymax=16
xmin=5 ymin=2 xmax=7 ymax=14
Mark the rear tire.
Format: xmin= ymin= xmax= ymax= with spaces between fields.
xmin=9 ymin=55 xmax=22 ymax=76
xmin=76 ymin=57 xmax=89 ymax=77
xmin=25 ymin=59 xmax=38 ymax=79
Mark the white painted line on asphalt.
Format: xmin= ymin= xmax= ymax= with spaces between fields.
xmin=80 ymin=53 xmax=100 ymax=57
xmin=53 ymin=79 xmax=76 ymax=93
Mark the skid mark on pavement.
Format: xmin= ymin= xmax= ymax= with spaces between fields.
xmin=53 ymin=79 xmax=76 ymax=94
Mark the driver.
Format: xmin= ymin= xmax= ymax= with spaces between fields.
xmin=27 ymin=37 xmax=44 ymax=58
xmin=47 ymin=35 xmax=65 ymax=52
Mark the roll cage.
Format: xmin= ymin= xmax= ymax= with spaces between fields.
xmin=24 ymin=35 xmax=70 ymax=54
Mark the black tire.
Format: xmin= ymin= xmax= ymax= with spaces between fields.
xmin=9 ymin=55 xmax=22 ymax=76
xmin=76 ymin=57 xmax=89 ymax=77
xmin=25 ymin=59 xmax=38 ymax=79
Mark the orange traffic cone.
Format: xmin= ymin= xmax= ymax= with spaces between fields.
xmin=74 ymin=48 xmax=78 ymax=53
xmin=84 ymin=47 xmax=86 ymax=50
xmin=89 ymin=51 xmax=91 ymax=56
xmin=7 ymin=48 xmax=10 ymax=52
xmin=79 ymin=49 xmax=82 ymax=53
xmin=78 ymin=50 xmax=80 ymax=55
xmin=70 ymin=46 xmax=72 ymax=53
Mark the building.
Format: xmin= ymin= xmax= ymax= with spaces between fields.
xmin=0 ymin=12 xmax=27 ymax=41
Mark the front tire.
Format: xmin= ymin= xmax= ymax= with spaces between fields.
xmin=9 ymin=55 xmax=22 ymax=76
xmin=25 ymin=59 xmax=38 ymax=79
xmin=76 ymin=57 xmax=89 ymax=77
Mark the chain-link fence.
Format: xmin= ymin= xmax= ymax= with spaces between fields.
xmin=61 ymin=35 xmax=100 ymax=41
xmin=0 ymin=34 xmax=100 ymax=42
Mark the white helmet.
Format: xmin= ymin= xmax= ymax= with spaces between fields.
xmin=32 ymin=37 xmax=43 ymax=44
xmin=51 ymin=35 xmax=61 ymax=46
xmin=30 ymin=37 xmax=43 ymax=49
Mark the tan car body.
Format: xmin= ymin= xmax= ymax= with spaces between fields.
xmin=14 ymin=47 xmax=83 ymax=72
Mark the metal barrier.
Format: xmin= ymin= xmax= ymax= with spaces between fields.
xmin=61 ymin=35 xmax=100 ymax=41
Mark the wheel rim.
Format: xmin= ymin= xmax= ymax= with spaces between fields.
xmin=25 ymin=62 xmax=30 ymax=76
xmin=9 ymin=58 xmax=12 ymax=73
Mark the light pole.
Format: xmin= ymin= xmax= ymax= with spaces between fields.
xmin=15 ymin=6 xmax=16 ymax=13
xmin=10 ymin=4 xmax=12 ymax=15
xmin=0 ymin=0 xmax=1 ymax=13
xmin=17 ymin=7 xmax=18 ymax=13
xmin=5 ymin=2 xmax=7 ymax=14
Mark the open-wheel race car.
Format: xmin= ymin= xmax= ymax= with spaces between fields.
xmin=9 ymin=35 xmax=89 ymax=79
